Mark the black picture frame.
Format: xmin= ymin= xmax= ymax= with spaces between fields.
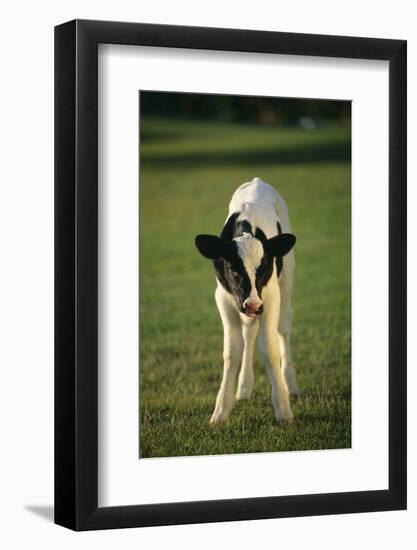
xmin=55 ymin=19 xmax=407 ymax=531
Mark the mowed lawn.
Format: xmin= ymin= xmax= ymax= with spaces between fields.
xmin=139 ymin=117 xmax=351 ymax=458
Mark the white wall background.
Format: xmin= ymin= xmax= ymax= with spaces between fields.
xmin=0 ymin=1 xmax=414 ymax=548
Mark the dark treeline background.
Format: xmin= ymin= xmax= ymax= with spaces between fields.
xmin=140 ymin=91 xmax=351 ymax=126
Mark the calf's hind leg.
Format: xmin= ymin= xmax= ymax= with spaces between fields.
xmin=278 ymin=257 xmax=300 ymax=396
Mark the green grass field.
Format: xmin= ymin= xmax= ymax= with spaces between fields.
xmin=139 ymin=117 xmax=351 ymax=458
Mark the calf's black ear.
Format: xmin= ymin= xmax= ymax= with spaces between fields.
xmin=266 ymin=233 xmax=296 ymax=257
xmin=195 ymin=234 xmax=233 ymax=260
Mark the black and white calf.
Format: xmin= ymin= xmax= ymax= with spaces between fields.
xmin=195 ymin=177 xmax=299 ymax=424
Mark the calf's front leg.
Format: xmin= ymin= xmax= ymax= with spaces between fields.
xmin=259 ymin=328 xmax=293 ymax=423
xmin=258 ymin=293 xmax=293 ymax=423
xmin=210 ymin=288 xmax=243 ymax=425
xmin=236 ymin=319 xmax=259 ymax=400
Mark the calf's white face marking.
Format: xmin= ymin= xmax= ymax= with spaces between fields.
xmin=235 ymin=233 xmax=264 ymax=313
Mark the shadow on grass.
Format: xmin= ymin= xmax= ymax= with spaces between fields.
xmin=141 ymin=140 xmax=351 ymax=167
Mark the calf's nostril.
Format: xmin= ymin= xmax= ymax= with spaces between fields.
xmin=246 ymin=302 xmax=261 ymax=312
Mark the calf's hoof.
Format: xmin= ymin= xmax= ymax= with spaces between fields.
xmin=209 ymin=410 xmax=230 ymax=426
xmin=284 ymin=369 xmax=301 ymax=397
xmin=236 ymin=387 xmax=252 ymax=400
xmin=291 ymin=388 xmax=301 ymax=399
xmin=276 ymin=417 xmax=294 ymax=425
xmin=275 ymin=410 xmax=294 ymax=425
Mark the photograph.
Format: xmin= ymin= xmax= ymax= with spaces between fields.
xmin=139 ymin=91 xmax=352 ymax=458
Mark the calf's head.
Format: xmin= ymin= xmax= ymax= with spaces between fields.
xmin=195 ymin=231 xmax=295 ymax=317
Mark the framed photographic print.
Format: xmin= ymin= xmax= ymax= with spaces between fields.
xmin=55 ymin=19 xmax=406 ymax=530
